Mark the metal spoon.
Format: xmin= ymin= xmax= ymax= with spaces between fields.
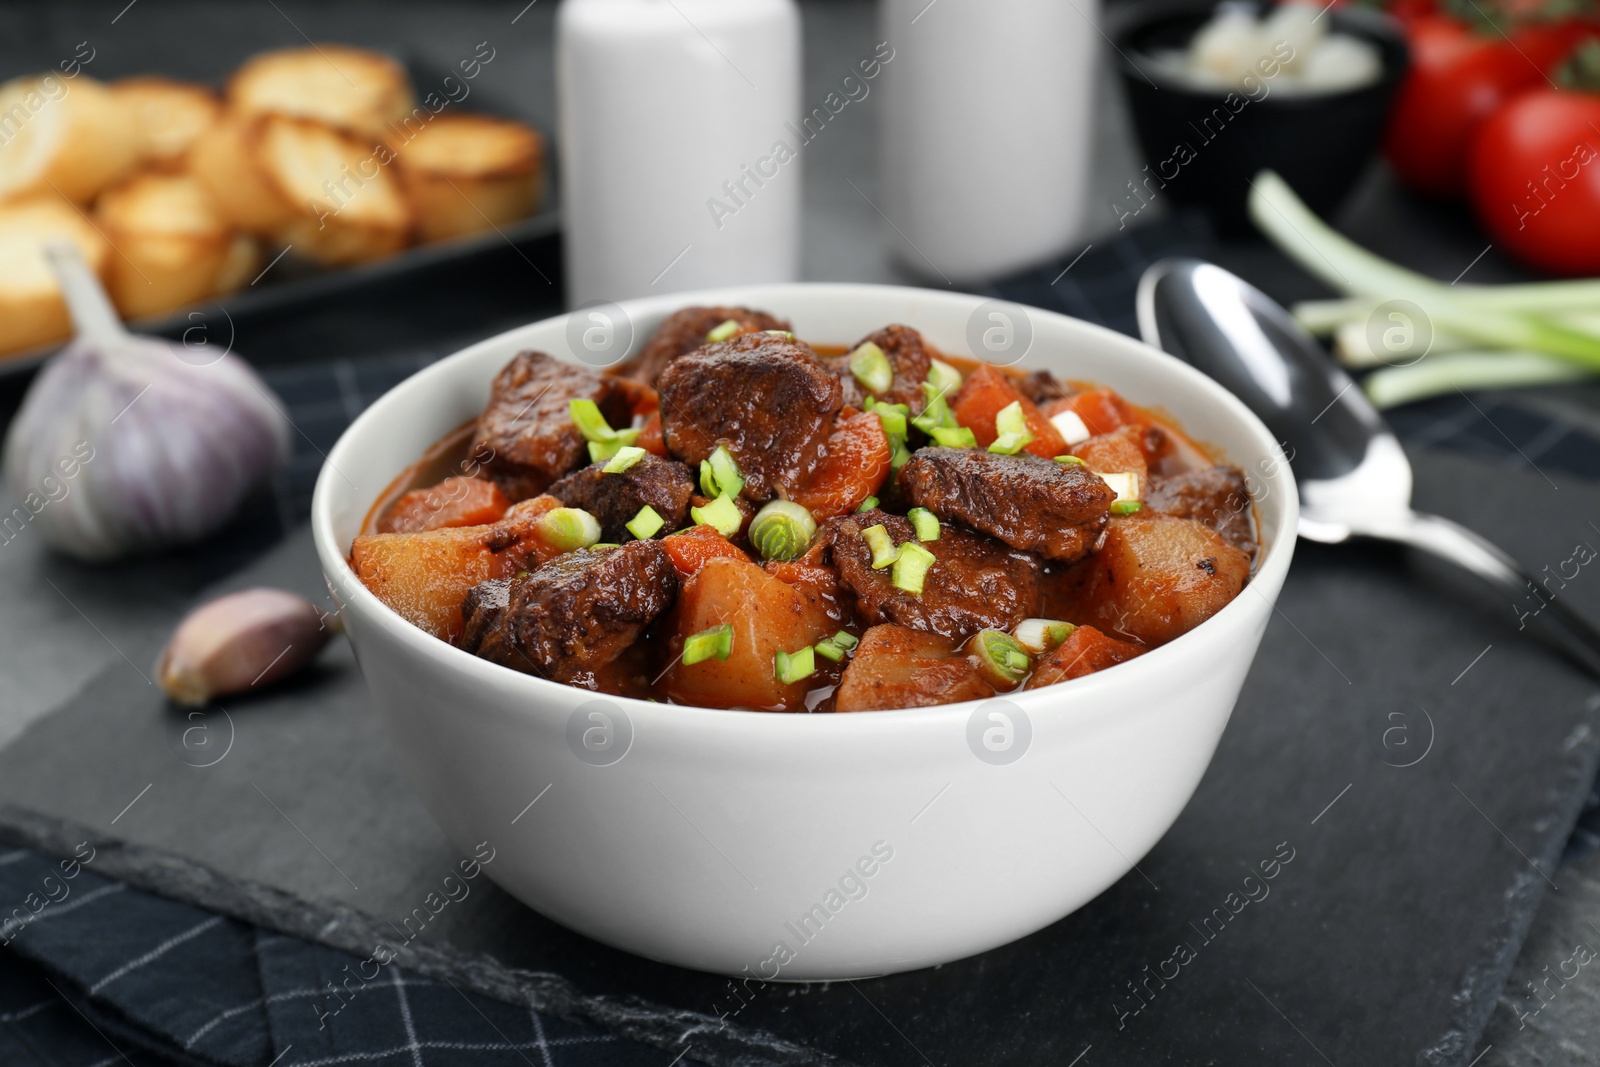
xmin=1136 ymin=257 xmax=1600 ymax=679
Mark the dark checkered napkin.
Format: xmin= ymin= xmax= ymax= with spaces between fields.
xmin=0 ymin=850 xmax=698 ymax=1067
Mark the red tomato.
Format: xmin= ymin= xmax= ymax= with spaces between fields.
xmin=1469 ymin=89 xmax=1600 ymax=274
xmin=1384 ymin=16 xmax=1553 ymax=198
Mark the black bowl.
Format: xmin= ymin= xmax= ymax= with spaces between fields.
xmin=1108 ymin=0 xmax=1409 ymax=233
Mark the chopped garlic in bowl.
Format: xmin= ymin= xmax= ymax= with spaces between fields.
xmin=1147 ymin=0 xmax=1383 ymax=95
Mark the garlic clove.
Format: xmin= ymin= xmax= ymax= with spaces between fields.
xmin=155 ymin=588 xmax=338 ymax=707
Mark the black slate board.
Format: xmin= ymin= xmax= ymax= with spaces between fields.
xmin=0 ymin=447 xmax=1597 ymax=1067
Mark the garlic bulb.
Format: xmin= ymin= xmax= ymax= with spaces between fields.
xmin=2 ymin=242 xmax=289 ymax=560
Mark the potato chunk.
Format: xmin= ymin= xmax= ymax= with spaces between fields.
xmin=1055 ymin=515 xmax=1249 ymax=646
xmin=664 ymin=558 xmax=833 ymax=711
xmin=835 ymin=624 xmax=994 ymax=712
xmin=350 ymin=496 xmax=558 ymax=641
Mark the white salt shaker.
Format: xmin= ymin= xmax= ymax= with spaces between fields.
xmin=557 ymin=0 xmax=802 ymax=308
xmin=878 ymin=0 xmax=1097 ymax=282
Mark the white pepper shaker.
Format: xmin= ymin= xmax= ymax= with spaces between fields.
xmin=877 ymin=0 xmax=1097 ymax=282
xmin=556 ymin=0 xmax=802 ymax=308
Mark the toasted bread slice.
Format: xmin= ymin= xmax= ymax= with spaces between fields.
xmin=186 ymin=116 xmax=296 ymax=234
xmin=95 ymin=171 xmax=232 ymax=319
xmin=113 ymin=77 xmax=222 ymax=168
xmin=228 ymin=45 xmax=413 ymax=142
xmin=0 ymin=74 xmax=141 ymax=203
xmin=394 ymin=113 xmax=542 ymax=241
xmin=213 ymin=232 xmax=261 ymax=294
xmin=0 ymin=198 xmax=111 ymax=356
xmin=255 ymin=115 xmax=410 ymax=265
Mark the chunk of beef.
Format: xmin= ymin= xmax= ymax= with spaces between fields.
xmin=1018 ymin=369 xmax=1075 ymax=406
xmin=547 ymin=454 xmax=695 ymax=542
xmin=472 ymin=351 xmax=635 ymax=501
xmin=1053 ymin=515 xmax=1250 ymax=646
xmin=824 ymin=509 xmax=1040 ymax=639
xmin=1024 ymin=625 xmax=1144 ymax=688
xmin=899 ymin=447 xmax=1113 ymax=563
xmin=624 ymin=305 xmax=791 ymax=385
xmin=657 ymin=333 xmax=843 ymax=500
xmin=828 ymin=324 xmax=933 ymax=410
xmin=1146 ymin=466 xmax=1256 ymax=556
xmin=835 ymin=624 xmax=995 ymax=711
xmin=457 ymin=541 xmax=677 ymax=687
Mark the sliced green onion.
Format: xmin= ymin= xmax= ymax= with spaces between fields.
xmin=862 ymin=523 xmax=899 ymax=569
xmin=927 ymin=358 xmax=963 ymax=396
xmin=592 ymin=542 xmax=620 ymax=550
xmin=698 ymin=445 xmax=743 ymax=499
xmin=857 ymin=496 xmax=878 ymax=513
xmin=987 ymin=401 xmax=1033 ymax=454
xmin=748 ymin=500 xmax=817 ymax=561
xmin=706 ymin=318 xmax=741 ymax=343
xmin=626 ymin=504 xmax=665 ymax=540
xmin=891 ymin=541 xmax=936 ymax=595
xmin=682 ymin=624 xmax=733 ymax=665
xmin=907 ymin=507 xmax=940 ymax=542
xmin=912 ymin=382 xmax=958 ymax=434
xmin=968 ymin=629 xmax=1032 ymax=688
xmin=995 ymin=400 xmax=1029 ymax=438
xmin=988 ymin=431 xmax=1029 ymax=455
xmin=538 ymin=507 xmax=601 ymax=552
xmin=602 ymin=445 xmax=647 ymax=473
xmin=930 ymin=425 xmax=977 ymax=449
xmin=569 ymin=398 xmax=613 ymax=441
xmin=1049 ymin=408 xmax=1091 ymax=446
xmin=1054 ymin=454 xmax=1087 ymax=466
xmin=1111 ymin=500 xmax=1143 ymax=515
xmin=1098 ymin=471 xmax=1139 ymax=502
xmin=1013 ymin=618 xmax=1074 ymax=655
xmin=690 ymin=494 xmax=743 ymax=538
xmin=871 ymin=403 xmax=909 ymax=441
xmin=849 ymin=341 xmax=893 ymax=395
xmin=764 ymin=329 xmax=796 ymax=339
xmin=814 ymin=639 xmax=846 ymax=662
xmin=814 ymin=629 xmax=858 ymax=663
xmin=773 ymin=645 xmax=816 ymax=685
xmin=889 ymin=435 xmax=913 ymax=473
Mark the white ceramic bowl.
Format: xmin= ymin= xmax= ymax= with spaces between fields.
xmin=312 ymin=283 xmax=1297 ymax=980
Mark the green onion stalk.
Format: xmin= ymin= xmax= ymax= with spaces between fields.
xmin=1248 ymin=172 xmax=1600 ymax=389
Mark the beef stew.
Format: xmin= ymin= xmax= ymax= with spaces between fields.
xmin=351 ymin=306 xmax=1260 ymax=712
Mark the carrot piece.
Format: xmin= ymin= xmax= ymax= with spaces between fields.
xmin=660 ymin=524 xmax=750 ymax=579
xmin=378 ymin=476 xmax=511 ymax=534
xmin=788 ymin=410 xmax=891 ymax=518
xmin=1070 ymin=426 xmax=1148 ymax=492
xmin=950 ymin=364 xmax=1065 ymax=459
xmin=637 ymin=411 xmax=667 ymax=457
xmin=1045 ymin=387 xmax=1136 ymax=438
xmin=1024 ymin=626 xmax=1144 ymax=688
xmin=614 ymin=376 xmax=660 ymax=418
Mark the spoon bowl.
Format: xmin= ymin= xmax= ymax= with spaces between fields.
xmin=1138 ymin=257 xmax=1600 ymax=675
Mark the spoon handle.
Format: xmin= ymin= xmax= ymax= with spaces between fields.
xmin=1388 ymin=510 xmax=1600 ymax=680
